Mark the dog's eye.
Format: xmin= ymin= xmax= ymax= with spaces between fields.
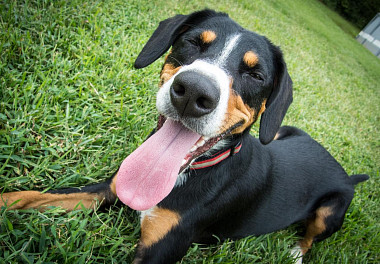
xmin=248 ymin=72 xmax=264 ymax=81
xmin=186 ymin=38 xmax=200 ymax=47
xmin=185 ymin=38 xmax=209 ymax=52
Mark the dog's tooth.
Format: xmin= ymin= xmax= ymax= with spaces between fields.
xmin=190 ymin=145 xmax=197 ymax=152
xmin=181 ymin=159 xmax=187 ymax=166
xmin=202 ymin=136 xmax=210 ymax=141
xmin=197 ymin=139 xmax=205 ymax=147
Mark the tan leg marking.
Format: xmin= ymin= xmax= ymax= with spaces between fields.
xmin=243 ymin=51 xmax=259 ymax=68
xmin=110 ymin=173 xmax=117 ymax=196
xmin=200 ymin=30 xmax=217 ymax=44
xmin=140 ymin=207 xmax=181 ymax=247
xmin=159 ymin=63 xmax=182 ymax=86
xmin=0 ymin=191 xmax=101 ymax=211
xmin=299 ymin=206 xmax=333 ymax=254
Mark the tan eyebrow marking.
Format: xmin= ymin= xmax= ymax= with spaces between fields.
xmin=243 ymin=51 xmax=259 ymax=68
xmin=200 ymin=30 xmax=217 ymax=44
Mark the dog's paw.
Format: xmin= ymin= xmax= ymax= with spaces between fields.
xmin=290 ymin=244 xmax=303 ymax=264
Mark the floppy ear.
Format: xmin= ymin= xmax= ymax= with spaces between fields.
xmin=259 ymin=48 xmax=293 ymax=145
xmin=134 ymin=9 xmax=225 ymax=69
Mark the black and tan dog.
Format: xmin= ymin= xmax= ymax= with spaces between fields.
xmin=1 ymin=10 xmax=368 ymax=263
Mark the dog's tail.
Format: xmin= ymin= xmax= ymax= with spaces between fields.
xmin=349 ymin=174 xmax=369 ymax=185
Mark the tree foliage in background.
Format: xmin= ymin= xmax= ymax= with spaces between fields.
xmin=320 ymin=0 xmax=380 ymax=28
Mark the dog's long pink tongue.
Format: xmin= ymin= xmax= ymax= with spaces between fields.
xmin=116 ymin=119 xmax=200 ymax=211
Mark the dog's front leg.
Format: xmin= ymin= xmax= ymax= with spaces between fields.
xmin=1 ymin=172 xmax=118 ymax=212
xmin=132 ymin=207 xmax=196 ymax=264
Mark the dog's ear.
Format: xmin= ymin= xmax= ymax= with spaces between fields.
xmin=259 ymin=47 xmax=293 ymax=145
xmin=134 ymin=9 xmax=224 ymax=69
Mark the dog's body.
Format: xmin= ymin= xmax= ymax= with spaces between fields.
xmin=1 ymin=10 xmax=368 ymax=264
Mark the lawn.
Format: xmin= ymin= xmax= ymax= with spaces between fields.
xmin=0 ymin=0 xmax=379 ymax=263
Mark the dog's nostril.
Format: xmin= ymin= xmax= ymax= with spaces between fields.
xmin=173 ymin=84 xmax=186 ymax=96
xmin=196 ymin=97 xmax=213 ymax=110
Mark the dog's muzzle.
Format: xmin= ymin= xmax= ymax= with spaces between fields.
xmin=156 ymin=60 xmax=231 ymax=137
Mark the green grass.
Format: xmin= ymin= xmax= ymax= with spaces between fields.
xmin=0 ymin=0 xmax=378 ymax=263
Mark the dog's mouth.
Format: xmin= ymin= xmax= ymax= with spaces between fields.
xmin=116 ymin=115 xmax=239 ymax=211
xmin=155 ymin=115 xmax=224 ymax=173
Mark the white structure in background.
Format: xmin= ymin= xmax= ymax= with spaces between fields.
xmin=356 ymin=13 xmax=380 ymax=58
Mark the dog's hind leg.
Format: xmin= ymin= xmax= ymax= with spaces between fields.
xmin=1 ymin=172 xmax=119 ymax=212
xmin=292 ymin=192 xmax=353 ymax=262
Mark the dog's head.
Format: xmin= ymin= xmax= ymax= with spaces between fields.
xmin=135 ymin=10 xmax=292 ymax=146
xmin=116 ymin=10 xmax=293 ymax=211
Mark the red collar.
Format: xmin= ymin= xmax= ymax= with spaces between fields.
xmin=189 ymin=142 xmax=242 ymax=170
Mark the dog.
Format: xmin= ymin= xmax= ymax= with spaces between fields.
xmin=1 ymin=9 xmax=369 ymax=264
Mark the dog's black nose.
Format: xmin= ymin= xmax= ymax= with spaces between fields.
xmin=170 ymin=71 xmax=220 ymax=117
